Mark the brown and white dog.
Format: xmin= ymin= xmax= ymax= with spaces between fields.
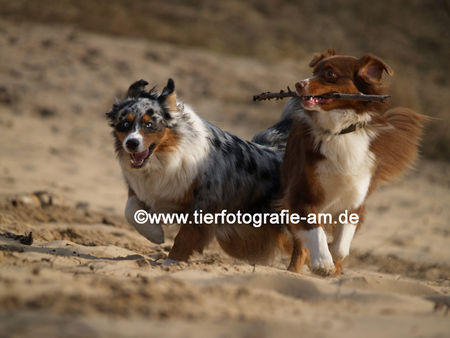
xmin=280 ymin=49 xmax=426 ymax=276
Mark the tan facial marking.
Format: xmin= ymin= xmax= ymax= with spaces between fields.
xmin=138 ymin=128 xmax=178 ymax=152
xmin=114 ymin=114 xmax=135 ymax=143
xmin=126 ymin=113 xmax=134 ymax=122
xmin=115 ymin=130 xmax=129 ymax=144
xmin=141 ymin=115 xmax=152 ymax=124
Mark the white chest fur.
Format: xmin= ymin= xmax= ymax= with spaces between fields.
xmin=123 ymin=162 xmax=192 ymax=212
xmin=315 ymin=129 xmax=375 ymax=214
xmin=120 ymin=105 xmax=210 ymax=212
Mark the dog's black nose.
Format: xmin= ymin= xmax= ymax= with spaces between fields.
xmin=126 ymin=138 xmax=139 ymax=151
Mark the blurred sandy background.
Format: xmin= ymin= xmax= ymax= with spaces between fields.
xmin=0 ymin=1 xmax=449 ymax=337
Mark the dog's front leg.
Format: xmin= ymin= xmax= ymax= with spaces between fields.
xmin=329 ymin=207 xmax=362 ymax=275
xmin=297 ymin=225 xmax=335 ymax=276
xmin=124 ymin=188 xmax=165 ymax=244
xmin=290 ymin=205 xmax=335 ymax=276
xmin=329 ymin=223 xmax=356 ymax=275
xmin=284 ymin=196 xmax=335 ymax=276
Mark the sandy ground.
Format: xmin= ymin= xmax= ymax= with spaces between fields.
xmin=0 ymin=19 xmax=449 ymax=338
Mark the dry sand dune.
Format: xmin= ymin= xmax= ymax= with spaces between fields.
xmin=0 ymin=18 xmax=449 ymax=338
xmin=0 ymin=195 xmax=449 ymax=338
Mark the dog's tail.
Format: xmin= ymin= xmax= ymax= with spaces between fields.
xmin=371 ymin=107 xmax=427 ymax=184
xmin=252 ymin=98 xmax=303 ymax=152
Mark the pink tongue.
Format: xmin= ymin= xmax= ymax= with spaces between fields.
xmin=303 ymin=97 xmax=330 ymax=105
xmin=132 ymin=148 xmax=150 ymax=164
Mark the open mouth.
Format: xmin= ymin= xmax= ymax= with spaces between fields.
xmin=129 ymin=144 xmax=156 ymax=168
xmin=300 ymin=95 xmax=333 ymax=107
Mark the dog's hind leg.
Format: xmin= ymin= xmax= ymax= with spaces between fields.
xmin=167 ymin=223 xmax=214 ymax=262
xmin=287 ymin=237 xmax=308 ymax=273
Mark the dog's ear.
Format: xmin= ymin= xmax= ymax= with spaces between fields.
xmin=106 ymin=100 xmax=123 ymax=125
xmin=158 ymin=78 xmax=177 ymax=113
xmin=309 ymin=48 xmax=336 ymax=68
xmin=127 ymin=79 xmax=149 ymax=98
xmin=105 ymin=108 xmax=117 ymax=125
xmin=357 ymin=55 xmax=393 ymax=83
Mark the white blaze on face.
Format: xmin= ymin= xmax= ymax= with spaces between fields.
xmin=297 ymin=227 xmax=335 ymax=275
xmin=297 ymin=77 xmax=311 ymax=94
xmin=123 ymin=130 xmax=145 ymax=153
xmin=330 ymin=223 xmax=357 ymax=261
xmin=302 ymin=78 xmax=311 ymax=89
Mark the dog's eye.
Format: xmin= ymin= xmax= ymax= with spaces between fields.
xmin=116 ymin=120 xmax=131 ymax=132
xmin=325 ymin=69 xmax=338 ymax=82
xmin=144 ymin=122 xmax=152 ymax=129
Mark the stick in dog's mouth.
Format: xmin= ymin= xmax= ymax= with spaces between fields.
xmin=252 ymin=88 xmax=390 ymax=103
xmin=311 ymin=92 xmax=391 ymax=102
xmin=130 ymin=143 xmax=156 ymax=168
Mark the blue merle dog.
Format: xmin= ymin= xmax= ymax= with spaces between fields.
xmin=106 ymin=78 xmax=300 ymax=264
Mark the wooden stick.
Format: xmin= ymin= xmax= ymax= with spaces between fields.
xmin=253 ymin=88 xmax=390 ymax=103
xmin=253 ymin=87 xmax=298 ymax=101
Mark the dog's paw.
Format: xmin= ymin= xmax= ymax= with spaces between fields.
xmin=328 ymin=223 xmax=356 ymax=263
xmin=298 ymin=227 xmax=336 ymax=277
xmin=310 ymin=258 xmax=336 ymax=277
xmin=125 ymin=196 xmax=165 ymax=244
xmin=162 ymin=258 xmax=179 ymax=266
xmin=329 ymin=243 xmax=346 ymax=262
xmin=134 ymin=223 xmax=165 ymax=244
xmin=310 ymin=245 xmax=336 ymax=276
